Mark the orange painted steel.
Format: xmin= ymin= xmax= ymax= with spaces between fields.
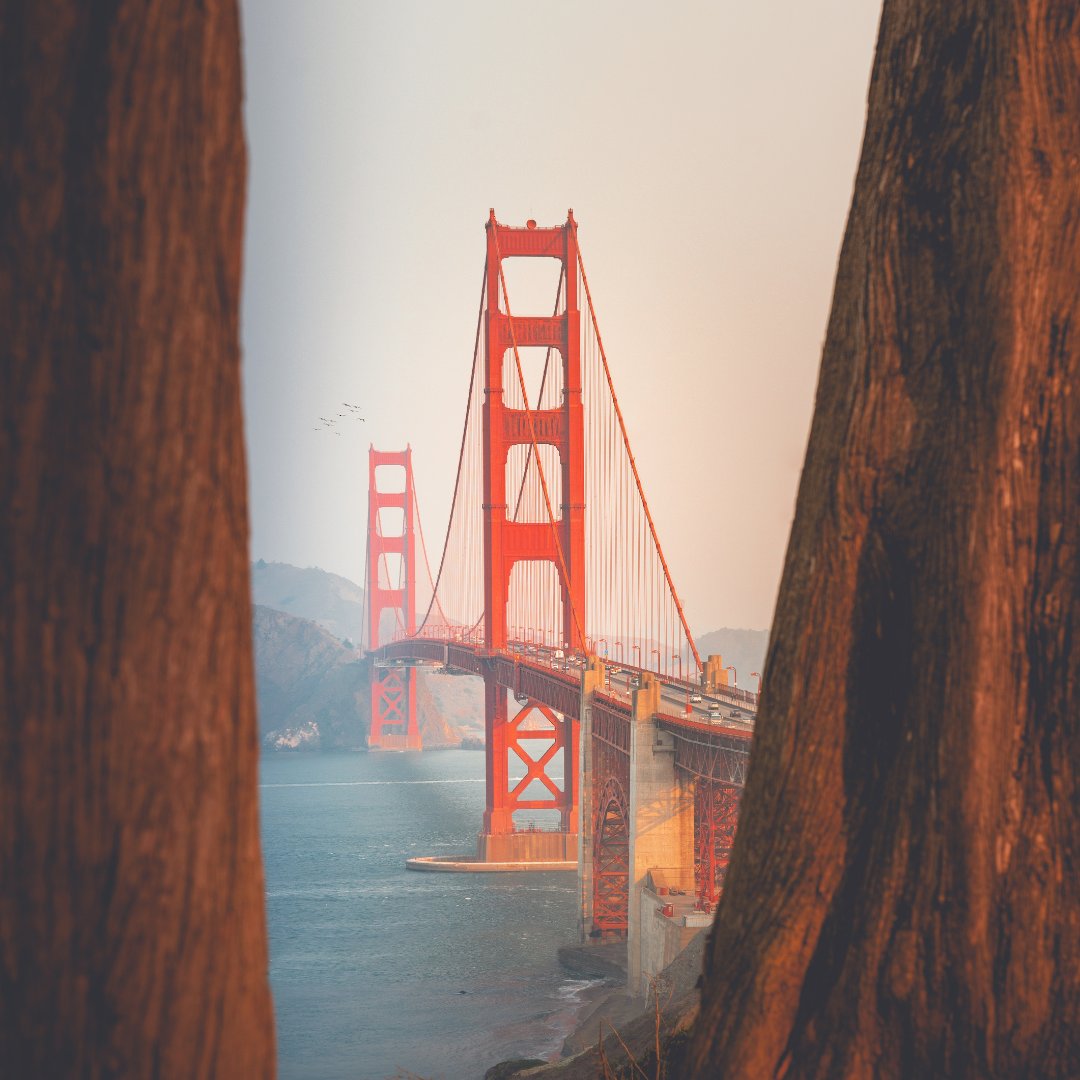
xmin=490 ymin=224 xmax=587 ymax=653
xmin=483 ymin=210 xmax=586 ymax=656
xmin=593 ymin=777 xmax=630 ymax=937
xmin=591 ymin=696 xmax=632 ymax=937
xmin=380 ymin=212 xmax=750 ymax=876
xmin=377 ymin=632 xmax=755 ymax=910
xmin=671 ymin=727 xmax=750 ymax=904
xmin=367 ymin=446 xmax=420 ymax=750
xmin=480 ymin=211 xmax=583 ymax=845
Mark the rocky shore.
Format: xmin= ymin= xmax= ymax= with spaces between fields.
xmin=486 ymin=930 xmax=710 ymax=1079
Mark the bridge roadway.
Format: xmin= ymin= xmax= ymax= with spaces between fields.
xmin=376 ymin=634 xmax=756 ymax=997
xmin=375 ymin=636 xmax=757 ymax=745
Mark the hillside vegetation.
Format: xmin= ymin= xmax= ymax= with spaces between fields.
xmin=253 ymin=605 xmax=369 ymax=750
xmin=253 ymin=603 xmax=475 ymax=750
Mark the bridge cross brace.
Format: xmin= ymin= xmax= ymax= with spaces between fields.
xmin=507 ymin=703 xmax=565 ymax=806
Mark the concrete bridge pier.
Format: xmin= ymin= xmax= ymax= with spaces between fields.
xmin=577 ymin=663 xmax=704 ymax=996
xmin=700 ymin=653 xmax=730 ymax=693
xmin=627 ymin=673 xmax=699 ymax=1000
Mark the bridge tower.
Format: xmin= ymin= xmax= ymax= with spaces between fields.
xmin=479 ymin=210 xmax=584 ymax=861
xmin=366 ymin=446 xmax=421 ymax=750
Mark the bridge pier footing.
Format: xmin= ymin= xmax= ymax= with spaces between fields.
xmin=476 ymin=830 xmax=577 ymax=862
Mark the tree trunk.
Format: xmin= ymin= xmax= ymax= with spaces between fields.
xmin=689 ymin=3 xmax=1079 ymax=1077
xmin=0 ymin=3 xmax=275 ymax=1075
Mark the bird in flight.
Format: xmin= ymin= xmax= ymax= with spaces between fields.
xmin=314 ymin=403 xmax=364 ymax=432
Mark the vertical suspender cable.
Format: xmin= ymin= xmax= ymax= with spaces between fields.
xmin=414 ymin=263 xmax=487 ymax=634
xmin=577 ymin=247 xmax=702 ymax=674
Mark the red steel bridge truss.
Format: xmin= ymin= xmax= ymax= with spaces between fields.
xmin=366 ymin=211 xmax=758 ymax=928
xmin=590 ymin=694 xmax=632 ymax=936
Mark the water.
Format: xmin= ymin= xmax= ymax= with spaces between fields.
xmin=260 ymin=751 xmax=593 ymax=1080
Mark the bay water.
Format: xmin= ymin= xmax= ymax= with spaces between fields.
xmin=260 ymin=751 xmax=592 ymax=1079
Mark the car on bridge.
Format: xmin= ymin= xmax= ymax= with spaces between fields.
xmin=690 ymin=693 xmax=702 ymax=703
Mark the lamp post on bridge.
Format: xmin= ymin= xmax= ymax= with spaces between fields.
xmin=672 ymin=652 xmax=682 ymax=681
xmin=598 ymin=637 xmax=607 ymax=658
xmin=651 ymin=647 xmax=660 ymax=673
xmin=751 ymin=671 xmax=762 ymax=694
xmin=726 ymin=665 xmax=737 ymax=687
xmin=632 ymin=643 xmax=641 ymax=669
xmin=615 ymin=641 xmax=623 ymax=662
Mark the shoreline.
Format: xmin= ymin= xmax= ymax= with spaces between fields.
xmin=549 ymin=941 xmax=639 ymax=1061
xmin=556 ymin=982 xmax=643 ymax=1060
xmin=537 ymin=977 xmax=616 ymax=1063
xmin=494 ymin=930 xmax=710 ymax=1076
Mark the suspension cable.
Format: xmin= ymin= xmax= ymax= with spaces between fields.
xmin=360 ymin=521 xmax=371 ymax=652
xmin=578 ymin=247 xmax=703 ymax=673
xmin=414 ymin=262 xmax=487 ymax=633
xmin=412 ymin=482 xmax=448 ymax=626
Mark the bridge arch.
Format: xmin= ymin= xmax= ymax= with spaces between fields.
xmin=592 ymin=776 xmax=630 ymax=939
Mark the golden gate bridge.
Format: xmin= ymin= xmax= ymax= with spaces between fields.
xmin=361 ymin=211 xmax=757 ymax=995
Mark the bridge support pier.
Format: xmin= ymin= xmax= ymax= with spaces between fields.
xmin=369 ymin=663 xmax=420 ymax=750
xmin=474 ymin=212 xmax=583 ymax=869
xmin=476 ymin=677 xmax=578 ymax=864
xmin=627 ymin=673 xmax=697 ymax=999
xmin=366 ymin=446 xmax=422 ymax=751
xmin=701 ymin=654 xmax=730 ymax=692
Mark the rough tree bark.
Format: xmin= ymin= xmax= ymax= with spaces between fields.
xmin=0 ymin=3 xmax=275 ymax=1075
xmin=689 ymin=4 xmax=1078 ymax=1078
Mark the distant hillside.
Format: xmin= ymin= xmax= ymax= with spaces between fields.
xmin=253 ymin=603 xmax=477 ymax=751
xmin=251 ymin=560 xmax=364 ymax=643
xmin=253 ymin=605 xmax=368 ymax=750
xmin=417 ymin=672 xmax=485 ymax=744
xmin=415 ymin=671 xmax=482 ymax=747
xmin=694 ymin=627 xmax=769 ymax=688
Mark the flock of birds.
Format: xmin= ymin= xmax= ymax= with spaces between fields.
xmin=314 ymin=402 xmax=365 ymax=435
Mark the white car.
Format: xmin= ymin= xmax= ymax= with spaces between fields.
xmin=690 ymin=693 xmax=702 ymax=703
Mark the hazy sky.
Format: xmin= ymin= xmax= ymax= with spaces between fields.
xmin=240 ymin=1 xmax=882 ymax=633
